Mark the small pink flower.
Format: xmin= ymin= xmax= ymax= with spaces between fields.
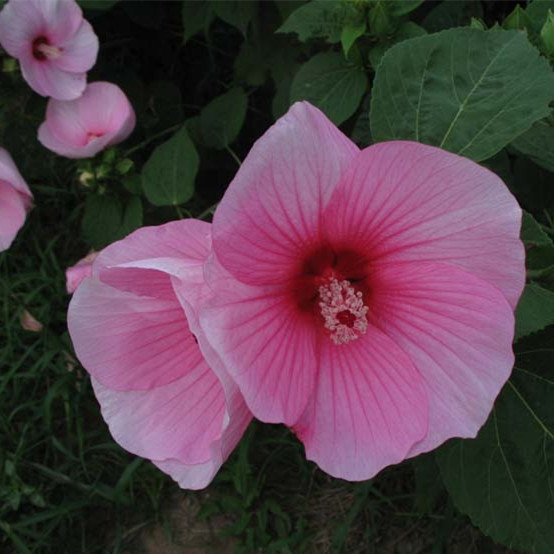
xmin=67 ymin=220 xmax=252 ymax=489
xmin=66 ymin=251 xmax=98 ymax=293
xmin=0 ymin=0 xmax=99 ymax=100
xmin=0 ymin=147 xmax=33 ymax=252
xmin=199 ymin=102 xmax=525 ymax=481
xmin=38 ymin=81 xmax=136 ymax=159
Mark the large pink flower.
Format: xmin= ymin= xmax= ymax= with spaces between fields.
xmin=38 ymin=82 xmax=136 ymax=159
xmin=0 ymin=0 xmax=98 ymax=100
xmin=67 ymin=220 xmax=252 ymax=489
xmin=198 ymin=102 xmax=525 ymax=481
xmin=0 ymin=148 xmax=33 ymax=252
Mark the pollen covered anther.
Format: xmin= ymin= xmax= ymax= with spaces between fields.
xmin=318 ymin=277 xmax=368 ymax=345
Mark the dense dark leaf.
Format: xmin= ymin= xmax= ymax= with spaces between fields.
xmin=512 ymin=120 xmax=554 ymax=173
xmin=515 ymin=284 xmax=554 ymax=340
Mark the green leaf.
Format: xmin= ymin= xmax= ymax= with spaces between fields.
xmin=146 ymin=81 xmax=183 ymax=131
xmin=115 ymin=197 xmax=143 ymax=240
xmin=521 ymin=211 xmax=553 ymax=248
xmin=341 ymin=21 xmax=366 ymax=57
xmin=512 ymin=119 xmax=554 ymax=172
xmin=541 ymin=9 xmax=554 ymax=55
xmin=142 ymin=126 xmax=199 ymax=206
xmin=369 ymin=1 xmax=393 ymax=38
xmin=78 ymin=0 xmax=119 ymax=12
xmin=290 ymin=52 xmax=367 ymax=125
xmin=388 ymin=0 xmax=423 ymax=17
xmin=503 ymin=4 xmax=533 ymax=31
xmin=370 ymin=28 xmax=554 ymax=162
xmin=526 ymin=0 xmax=554 ymax=36
xmin=123 ymin=174 xmax=142 ymax=195
xmin=515 ymin=284 xmax=554 ymax=340
xmin=182 ymin=0 xmax=214 ymax=44
xmin=82 ymin=195 xmax=123 ymax=249
xmin=212 ymin=0 xmax=257 ymax=36
xmin=277 ymin=0 xmax=363 ymax=43
xmin=437 ymin=350 xmax=554 ymax=553
xmin=200 ymin=87 xmax=248 ymax=149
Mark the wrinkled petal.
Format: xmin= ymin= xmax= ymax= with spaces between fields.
xmin=368 ymin=262 xmax=515 ymax=457
xmin=153 ymin=458 xmax=221 ymax=491
xmin=68 ymin=278 xmax=201 ymax=390
xmin=40 ymin=97 xmax=88 ymax=145
xmin=200 ymin=257 xmax=317 ymax=425
xmin=38 ymin=121 xmax=111 ymax=158
xmin=0 ymin=181 xmax=27 ymax=251
xmin=54 ymin=19 xmax=98 ymax=72
xmin=21 ymin=59 xmax=86 ymax=100
xmin=212 ymin=102 xmax=359 ymax=287
xmin=326 ymin=141 xmax=524 ymax=308
xmin=294 ymin=326 xmax=427 ymax=481
xmin=30 ymin=0 xmax=83 ymax=44
xmin=0 ymin=0 xmax=42 ymax=58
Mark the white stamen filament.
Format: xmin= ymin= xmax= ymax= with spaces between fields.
xmin=319 ymin=277 xmax=368 ymax=345
xmin=36 ymin=42 xmax=62 ymax=60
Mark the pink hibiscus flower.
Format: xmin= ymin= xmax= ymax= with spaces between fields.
xmin=0 ymin=0 xmax=99 ymax=100
xmin=38 ymin=81 xmax=136 ymax=159
xmin=0 ymin=148 xmax=33 ymax=252
xmin=67 ymin=220 xmax=252 ymax=489
xmin=198 ymin=102 xmax=525 ymax=481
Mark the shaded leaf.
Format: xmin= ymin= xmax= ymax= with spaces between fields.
xmin=521 ymin=211 xmax=553 ymax=248
xmin=290 ymin=52 xmax=367 ymax=125
xmin=82 ymin=195 xmax=123 ymax=249
xmin=142 ymin=126 xmax=199 ymax=206
xmin=182 ymin=0 xmax=214 ymax=44
xmin=213 ymin=0 xmax=257 ymax=36
xmin=515 ymin=284 xmax=554 ymax=340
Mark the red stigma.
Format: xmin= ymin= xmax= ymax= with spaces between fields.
xmin=32 ymin=37 xmax=49 ymax=60
xmin=336 ymin=310 xmax=356 ymax=328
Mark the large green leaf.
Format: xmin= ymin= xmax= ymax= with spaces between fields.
xmin=290 ymin=52 xmax=367 ymax=125
xmin=521 ymin=210 xmax=553 ymax=248
xmin=141 ymin=126 xmax=199 ymax=206
xmin=81 ymin=196 xmax=123 ymax=249
xmin=370 ymin=28 xmax=554 ymax=162
xmin=277 ymin=0 xmax=364 ymax=43
xmin=182 ymin=0 xmax=214 ymax=44
xmin=437 ymin=347 xmax=554 ymax=553
xmin=512 ymin=120 xmax=554 ymax=173
xmin=199 ymin=87 xmax=248 ymax=150
xmin=212 ymin=0 xmax=257 ymax=36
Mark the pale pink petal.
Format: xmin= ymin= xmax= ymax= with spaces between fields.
xmin=66 ymin=251 xmax=97 ymax=293
xmin=31 ymin=0 xmax=83 ymax=44
xmin=91 ymin=363 xmax=227 ymax=465
xmin=77 ymin=82 xmax=135 ymax=141
xmin=368 ymin=262 xmax=515 ymax=457
xmin=38 ymin=121 xmax=111 ymax=158
xmin=21 ymin=58 xmax=86 ymax=100
xmin=0 ymin=148 xmax=32 ymax=198
xmin=294 ymin=326 xmax=427 ymax=481
xmin=68 ymin=278 xmax=201 ymax=390
xmin=326 ymin=141 xmax=524 ymax=308
xmin=54 ymin=20 xmax=98 ymax=72
xmin=0 ymin=0 xmax=42 ymax=58
xmin=41 ymin=97 xmax=87 ymax=143
xmin=199 ymin=257 xmax=317 ymax=425
xmin=212 ymin=102 xmax=359 ymax=287
xmin=153 ymin=458 xmax=221 ymax=491
xmin=0 ymin=180 xmax=28 ymax=251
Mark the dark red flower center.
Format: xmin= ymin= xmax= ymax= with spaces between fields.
xmin=336 ymin=310 xmax=356 ymax=328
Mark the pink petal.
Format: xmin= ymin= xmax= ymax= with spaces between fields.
xmin=368 ymin=262 xmax=515 ymax=457
xmin=66 ymin=251 xmax=97 ymax=293
xmin=0 ymin=179 xmax=28 ymax=252
xmin=21 ymin=58 xmax=86 ymax=100
xmin=54 ymin=19 xmax=98 ymax=73
xmin=38 ymin=121 xmax=111 ymax=158
xmin=68 ymin=278 xmax=202 ymax=390
xmin=91 ymin=364 xmax=227 ymax=465
xmin=199 ymin=257 xmax=317 ymax=425
xmin=77 ymin=82 xmax=135 ymax=141
xmin=0 ymin=148 xmax=32 ymax=198
xmin=325 ymin=141 xmax=524 ymax=309
xmin=294 ymin=326 xmax=428 ymax=481
xmin=0 ymin=0 xmax=42 ymax=58
xmin=32 ymin=0 xmax=83 ymax=44
xmin=212 ymin=102 xmax=359 ymax=287
xmin=152 ymin=458 xmax=222 ymax=491
xmin=20 ymin=309 xmax=43 ymax=332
